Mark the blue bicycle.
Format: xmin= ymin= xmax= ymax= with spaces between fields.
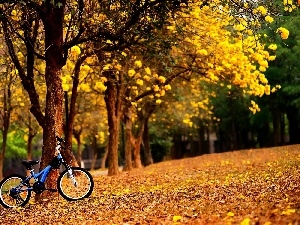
xmin=0 ymin=136 xmax=94 ymax=208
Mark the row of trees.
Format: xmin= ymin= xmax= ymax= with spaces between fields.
xmin=0 ymin=0 xmax=296 ymax=198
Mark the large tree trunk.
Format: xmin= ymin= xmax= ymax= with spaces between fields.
xmin=38 ymin=0 xmax=66 ymax=200
xmin=104 ymin=77 xmax=123 ymax=176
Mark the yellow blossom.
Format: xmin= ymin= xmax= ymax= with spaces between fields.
xmin=268 ymin=55 xmax=276 ymax=61
xmin=153 ymin=85 xmax=159 ymax=92
xmin=70 ymin=46 xmax=81 ymax=56
xmin=95 ymin=81 xmax=107 ymax=92
xmin=114 ymin=64 xmax=122 ymax=70
xmin=136 ymin=79 xmax=143 ymax=86
xmin=145 ymin=67 xmax=151 ymax=75
xmin=255 ymin=6 xmax=267 ymax=15
xmin=134 ymin=60 xmax=142 ymax=68
xmin=128 ymin=69 xmax=136 ymax=77
xmin=144 ymin=75 xmax=150 ymax=81
xmin=268 ymin=44 xmax=277 ymax=50
xmin=196 ymin=49 xmax=208 ymax=56
xmin=265 ymin=15 xmax=274 ymax=23
xmin=277 ymin=27 xmax=289 ymax=39
xmin=156 ymin=99 xmax=162 ymax=104
xmin=158 ymin=76 xmax=166 ymax=83
xmin=259 ymin=66 xmax=266 ymax=72
xmin=164 ymin=84 xmax=171 ymax=90
xmin=259 ymin=60 xmax=268 ymax=68
xmin=103 ymin=64 xmax=111 ymax=71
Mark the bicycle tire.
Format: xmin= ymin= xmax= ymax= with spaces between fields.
xmin=0 ymin=174 xmax=31 ymax=208
xmin=57 ymin=167 xmax=94 ymax=201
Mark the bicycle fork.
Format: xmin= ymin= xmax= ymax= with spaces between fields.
xmin=63 ymin=162 xmax=77 ymax=187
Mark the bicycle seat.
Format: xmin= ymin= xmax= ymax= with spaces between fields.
xmin=22 ymin=160 xmax=40 ymax=170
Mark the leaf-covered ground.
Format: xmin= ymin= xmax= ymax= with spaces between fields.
xmin=1 ymin=145 xmax=300 ymax=225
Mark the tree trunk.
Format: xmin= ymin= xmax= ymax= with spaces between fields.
xmin=198 ymin=125 xmax=205 ymax=155
xmin=132 ymin=135 xmax=143 ymax=168
xmin=272 ymin=109 xmax=281 ymax=146
xmin=280 ymin=113 xmax=285 ymax=145
xmin=0 ymin=135 xmax=7 ymax=180
xmin=123 ymin=106 xmax=133 ymax=171
xmin=64 ymin=55 xmax=89 ymax=167
xmin=27 ymin=115 xmax=37 ymax=162
xmin=75 ymin=135 xmax=82 ymax=166
xmin=286 ymin=106 xmax=300 ymax=144
xmin=132 ymin=119 xmax=145 ymax=169
xmin=104 ymin=77 xmax=123 ymax=176
xmin=0 ymin=154 xmax=4 ymax=180
xmin=101 ymin=145 xmax=108 ymax=169
xmin=0 ymin=85 xmax=12 ymax=180
xmin=143 ymin=118 xmax=153 ymax=166
xmin=90 ymin=136 xmax=98 ymax=171
xmin=26 ymin=122 xmax=36 ymax=176
xmin=38 ymin=1 xmax=67 ymax=200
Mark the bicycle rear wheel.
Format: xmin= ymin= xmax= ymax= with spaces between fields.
xmin=57 ymin=167 xmax=94 ymax=201
xmin=0 ymin=174 xmax=31 ymax=208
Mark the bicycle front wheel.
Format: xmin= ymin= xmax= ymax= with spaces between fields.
xmin=0 ymin=174 xmax=31 ymax=208
xmin=57 ymin=167 xmax=94 ymax=201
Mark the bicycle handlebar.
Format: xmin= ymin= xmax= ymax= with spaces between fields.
xmin=56 ymin=136 xmax=65 ymax=144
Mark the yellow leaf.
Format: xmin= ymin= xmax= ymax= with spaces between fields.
xmin=173 ymin=215 xmax=182 ymax=222
xmin=227 ymin=212 xmax=234 ymax=217
xmin=281 ymin=209 xmax=296 ymax=215
xmin=240 ymin=218 xmax=250 ymax=225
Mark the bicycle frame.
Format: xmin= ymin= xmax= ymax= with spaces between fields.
xmin=15 ymin=146 xmax=65 ymax=193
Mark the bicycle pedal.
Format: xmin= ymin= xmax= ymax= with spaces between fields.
xmin=46 ymin=189 xmax=57 ymax=192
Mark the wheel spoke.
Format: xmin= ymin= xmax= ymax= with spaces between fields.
xmin=58 ymin=168 xmax=94 ymax=201
xmin=0 ymin=175 xmax=31 ymax=208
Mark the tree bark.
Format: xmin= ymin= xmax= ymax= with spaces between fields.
xmin=132 ymin=135 xmax=143 ymax=168
xmin=143 ymin=118 xmax=153 ymax=166
xmin=131 ymin=102 xmax=155 ymax=168
xmin=272 ymin=108 xmax=281 ymax=146
xmin=37 ymin=0 xmax=67 ymax=200
xmin=74 ymin=131 xmax=82 ymax=166
xmin=90 ymin=135 xmax=98 ymax=171
xmin=0 ymin=83 xmax=12 ymax=180
xmin=64 ymin=55 xmax=89 ymax=167
xmin=101 ymin=145 xmax=108 ymax=169
xmin=26 ymin=117 xmax=37 ymax=176
xmin=123 ymin=106 xmax=133 ymax=171
xmin=104 ymin=76 xmax=123 ymax=176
